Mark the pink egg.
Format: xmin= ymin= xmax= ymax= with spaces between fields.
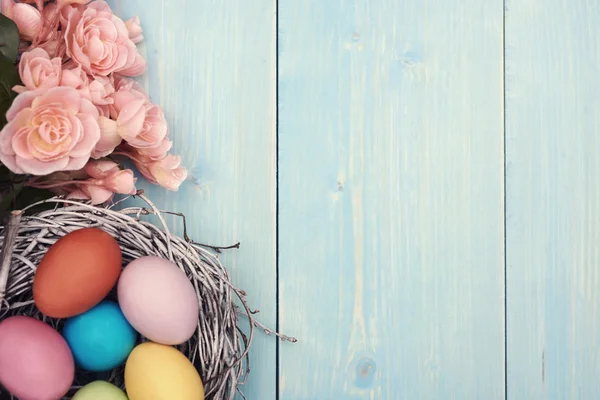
xmin=0 ymin=316 xmax=74 ymax=400
xmin=118 ymin=256 xmax=199 ymax=345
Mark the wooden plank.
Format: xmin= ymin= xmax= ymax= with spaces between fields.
xmin=108 ymin=1 xmax=277 ymax=398
xmin=278 ymin=0 xmax=505 ymax=398
xmin=505 ymin=1 xmax=600 ymax=398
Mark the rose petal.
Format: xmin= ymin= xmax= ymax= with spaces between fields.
xmin=116 ymin=98 xmax=146 ymax=141
xmin=70 ymin=113 xmax=101 ymax=157
xmin=67 ymin=189 xmax=90 ymax=201
xmin=0 ymin=113 xmax=27 ymax=156
xmin=104 ymin=169 xmax=136 ymax=194
xmin=64 ymin=154 xmax=91 ymax=171
xmin=82 ymin=184 xmax=113 ymax=204
xmin=17 ymin=155 xmax=69 ymax=176
xmin=12 ymin=127 xmax=33 ymax=159
xmin=32 ymin=87 xmax=81 ymax=115
xmin=78 ymin=97 xmax=100 ymax=119
xmin=92 ymin=116 xmax=121 ymax=158
xmin=6 ymin=91 xmax=38 ymax=121
xmin=138 ymin=138 xmax=172 ymax=160
xmin=0 ymin=154 xmax=23 ymax=173
xmin=125 ymin=16 xmax=143 ymax=44
xmin=2 ymin=1 xmax=43 ymax=42
xmin=84 ymin=159 xmax=119 ymax=178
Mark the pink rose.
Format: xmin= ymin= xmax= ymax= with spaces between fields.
xmin=89 ymin=75 xmax=115 ymax=106
xmin=84 ymin=159 xmax=119 ymax=178
xmin=59 ymin=69 xmax=120 ymax=157
xmin=57 ymin=0 xmax=91 ymax=7
xmin=83 ymin=160 xmax=136 ymax=194
xmin=113 ymin=75 xmax=147 ymax=96
xmin=63 ymin=0 xmax=146 ymax=76
xmin=60 ymin=62 xmax=88 ymax=90
xmin=136 ymin=138 xmax=172 ymax=160
xmin=101 ymin=168 xmax=136 ymax=194
xmin=93 ymin=116 xmax=121 ymax=158
xmin=59 ymin=2 xmax=82 ymax=27
xmin=13 ymin=48 xmax=61 ymax=94
xmin=1 ymin=0 xmax=43 ymax=42
xmin=134 ymin=153 xmax=187 ymax=191
xmin=68 ymin=184 xmax=112 ymax=204
xmin=99 ymin=169 xmax=136 ymax=194
xmin=125 ymin=16 xmax=143 ymax=44
xmin=28 ymin=3 xmax=65 ymax=58
xmin=110 ymin=80 xmax=168 ymax=149
xmin=113 ymin=75 xmax=146 ymax=96
xmin=88 ymin=75 xmax=115 ymax=124
xmin=32 ymin=36 xmax=64 ymax=58
xmin=0 ymin=87 xmax=101 ymax=175
xmin=30 ymin=160 xmax=136 ymax=205
xmin=67 ymin=161 xmax=136 ymax=204
xmin=3 ymin=1 xmax=61 ymax=47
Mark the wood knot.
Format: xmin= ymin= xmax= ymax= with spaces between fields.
xmin=354 ymin=357 xmax=376 ymax=388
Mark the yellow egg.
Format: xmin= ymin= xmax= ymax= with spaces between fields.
xmin=124 ymin=342 xmax=204 ymax=400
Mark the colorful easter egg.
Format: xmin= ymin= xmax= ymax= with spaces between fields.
xmin=63 ymin=300 xmax=137 ymax=371
xmin=117 ymin=256 xmax=198 ymax=345
xmin=0 ymin=316 xmax=74 ymax=400
xmin=33 ymin=227 xmax=122 ymax=318
xmin=72 ymin=381 xmax=128 ymax=400
xmin=125 ymin=342 xmax=204 ymax=400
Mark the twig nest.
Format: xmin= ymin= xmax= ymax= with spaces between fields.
xmin=0 ymin=195 xmax=293 ymax=400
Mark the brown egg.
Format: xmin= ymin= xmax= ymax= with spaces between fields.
xmin=33 ymin=228 xmax=122 ymax=318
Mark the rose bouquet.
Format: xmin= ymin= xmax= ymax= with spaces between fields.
xmin=0 ymin=0 xmax=187 ymax=213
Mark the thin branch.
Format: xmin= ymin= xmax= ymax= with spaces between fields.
xmin=0 ymin=210 xmax=22 ymax=304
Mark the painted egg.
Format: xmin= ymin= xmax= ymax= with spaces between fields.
xmin=33 ymin=227 xmax=122 ymax=318
xmin=63 ymin=300 xmax=137 ymax=372
xmin=125 ymin=342 xmax=204 ymax=400
xmin=0 ymin=316 xmax=74 ymax=400
xmin=72 ymin=381 xmax=128 ymax=400
xmin=117 ymin=256 xmax=198 ymax=345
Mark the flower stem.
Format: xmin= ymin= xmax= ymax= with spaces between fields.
xmin=26 ymin=179 xmax=99 ymax=189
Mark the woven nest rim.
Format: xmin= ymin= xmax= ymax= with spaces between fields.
xmin=0 ymin=194 xmax=294 ymax=400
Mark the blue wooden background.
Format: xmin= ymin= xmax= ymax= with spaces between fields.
xmin=109 ymin=0 xmax=599 ymax=399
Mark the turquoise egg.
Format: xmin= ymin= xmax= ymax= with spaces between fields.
xmin=63 ymin=300 xmax=137 ymax=372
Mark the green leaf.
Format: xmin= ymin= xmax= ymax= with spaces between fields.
xmin=0 ymin=164 xmax=12 ymax=182
xmin=0 ymin=55 xmax=19 ymax=128
xmin=13 ymin=185 xmax=54 ymax=212
xmin=0 ymin=14 xmax=19 ymax=62
xmin=0 ymin=183 xmax=54 ymax=218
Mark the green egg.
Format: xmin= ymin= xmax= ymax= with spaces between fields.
xmin=72 ymin=381 xmax=128 ymax=400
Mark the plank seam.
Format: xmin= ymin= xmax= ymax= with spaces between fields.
xmin=275 ymin=0 xmax=280 ymax=398
xmin=503 ymin=0 xmax=508 ymax=398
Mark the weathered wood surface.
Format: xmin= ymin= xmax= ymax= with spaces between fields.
xmin=111 ymin=0 xmax=600 ymax=398
xmin=278 ymin=0 xmax=504 ymax=398
xmin=108 ymin=1 xmax=277 ymax=398
xmin=505 ymin=0 xmax=600 ymax=398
